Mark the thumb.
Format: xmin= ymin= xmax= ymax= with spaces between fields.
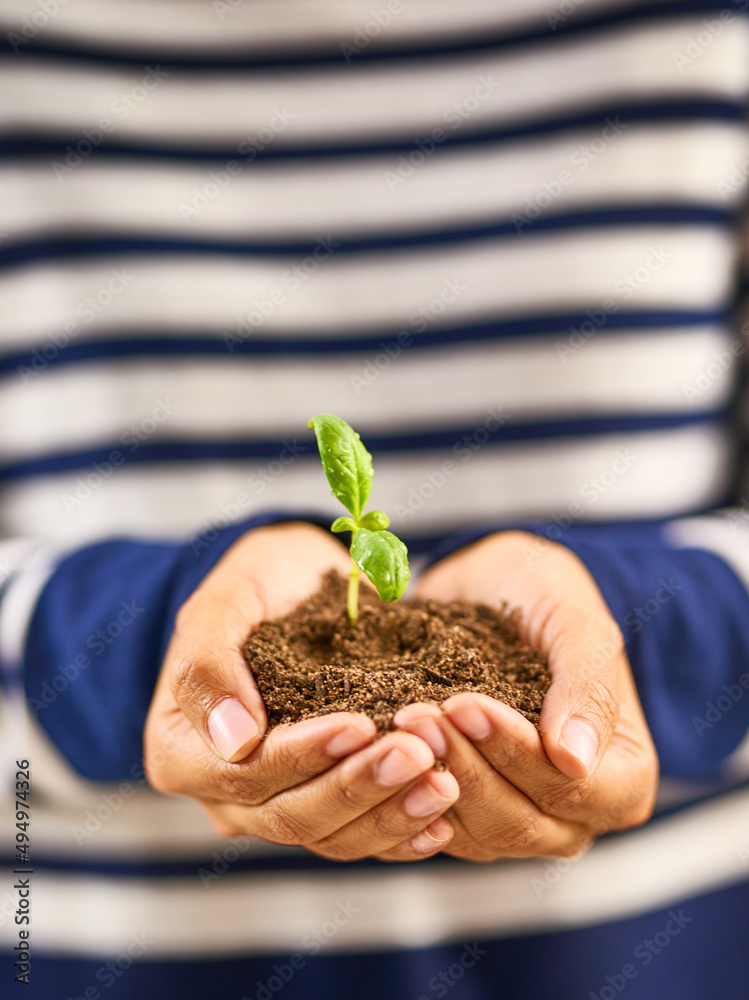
xmin=166 ymin=591 xmax=268 ymax=764
xmin=539 ymin=612 xmax=622 ymax=780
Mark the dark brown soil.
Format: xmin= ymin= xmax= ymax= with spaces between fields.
xmin=244 ymin=571 xmax=551 ymax=733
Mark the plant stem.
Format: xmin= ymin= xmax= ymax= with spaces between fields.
xmin=347 ymin=556 xmax=361 ymax=627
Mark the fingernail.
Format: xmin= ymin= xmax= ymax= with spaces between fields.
xmin=400 ymin=717 xmax=447 ymax=758
xmin=447 ymin=700 xmax=491 ymax=741
xmin=326 ymin=726 xmax=373 ymax=758
xmin=410 ymin=817 xmax=453 ymax=853
xmin=561 ymin=718 xmax=599 ymax=775
xmin=403 ymin=771 xmax=458 ymax=818
xmin=208 ymin=698 xmax=259 ymax=762
xmin=378 ymin=745 xmax=432 ymax=787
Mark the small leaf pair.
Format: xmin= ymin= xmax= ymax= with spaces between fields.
xmin=308 ymin=414 xmax=410 ymax=625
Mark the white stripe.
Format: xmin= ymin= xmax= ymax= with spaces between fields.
xmin=0 ymin=780 xmax=284 ymax=861
xmin=2 ymin=123 xmax=746 ymax=240
xmin=0 ymin=537 xmax=39 ymax=587
xmin=0 ymin=426 xmax=729 ymax=545
xmin=0 ymin=0 xmax=639 ymax=50
xmin=0 ymin=545 xmax=59 ymax=670
xmin=0 ymin=328 xmax=734 ymax=459
xmin=1 ymin=785 xmax=746 ymax=957
xmin=0 ymin=230 xmax=733 ymax=346
xmin=2 ymin=21 xmax=747 ymax=143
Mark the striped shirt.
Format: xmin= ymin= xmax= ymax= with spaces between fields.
xmin=1 ymin=1 xmax=749 ymax=998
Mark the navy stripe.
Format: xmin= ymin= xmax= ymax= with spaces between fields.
xmin=0 ymin=309 xmax=729 ymax=379
xmin=0 ymin=205 xmax=734 ymax=270
xmin=0 ymin=848 xmax=445 ymax=879
xmin=2 ymin=98 xmax=744 ymax=162
xmin=1 ymin=0 xmax=743 ymax=69
xmin=0 ymin=410 xmax=727 ymax=483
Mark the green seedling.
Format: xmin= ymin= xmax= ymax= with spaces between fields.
xmin=308 ymin=414 xmax=410 ymax=626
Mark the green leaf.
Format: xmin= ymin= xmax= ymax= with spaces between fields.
xmin=350 ymin=528 xmax=410 ymax=603
xmin=331 ymin=516 xmax=357 ymax=534
xmin=358 ymin=509 xmax=390 ymax=531
xmin=308 ymin=414 xmax=373 ymax=519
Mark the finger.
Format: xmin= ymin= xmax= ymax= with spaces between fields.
xmin=376 ymin=816 xmax=455 ymax=861
xmin=234 ymin=713 xmax=378 ymax=803
xmin=148 ymin=711 xmax=377 ymax=804
xmin=443 ymin=692 xmax=656 ymax=831
xmin=438 ymin=692 xmax=627 ymax=824
xmin=393 ymin=703 xmax=586 ymax=858
xmin=258 ymin=732 xmax=437 ymax=845
xmin=166 ymin=585 xmax=269 ymax=763
xmin=537 ymin=607 xmax=623 ymax=779
xmin=198 ymin=730 xmax=440 ymax=841
xmin=209 ymin=732 xmax=437 ymax=846
xmin=309 ymin=769 xmax=459 ymax=861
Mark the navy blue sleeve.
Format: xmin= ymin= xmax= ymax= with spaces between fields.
xmin=21 ymin=510 xmax=327 ymax=782
xmin=427 ymin=521 xmax=749 ymax=780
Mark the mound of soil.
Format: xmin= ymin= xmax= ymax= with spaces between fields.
xmin=244 ymin=571 xmax=551 ymax=733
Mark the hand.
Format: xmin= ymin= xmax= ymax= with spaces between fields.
xmin=144 ymin=522 xmax=459 ymax=861
xmin=393 ymin=531 xmax=658 ymax=861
